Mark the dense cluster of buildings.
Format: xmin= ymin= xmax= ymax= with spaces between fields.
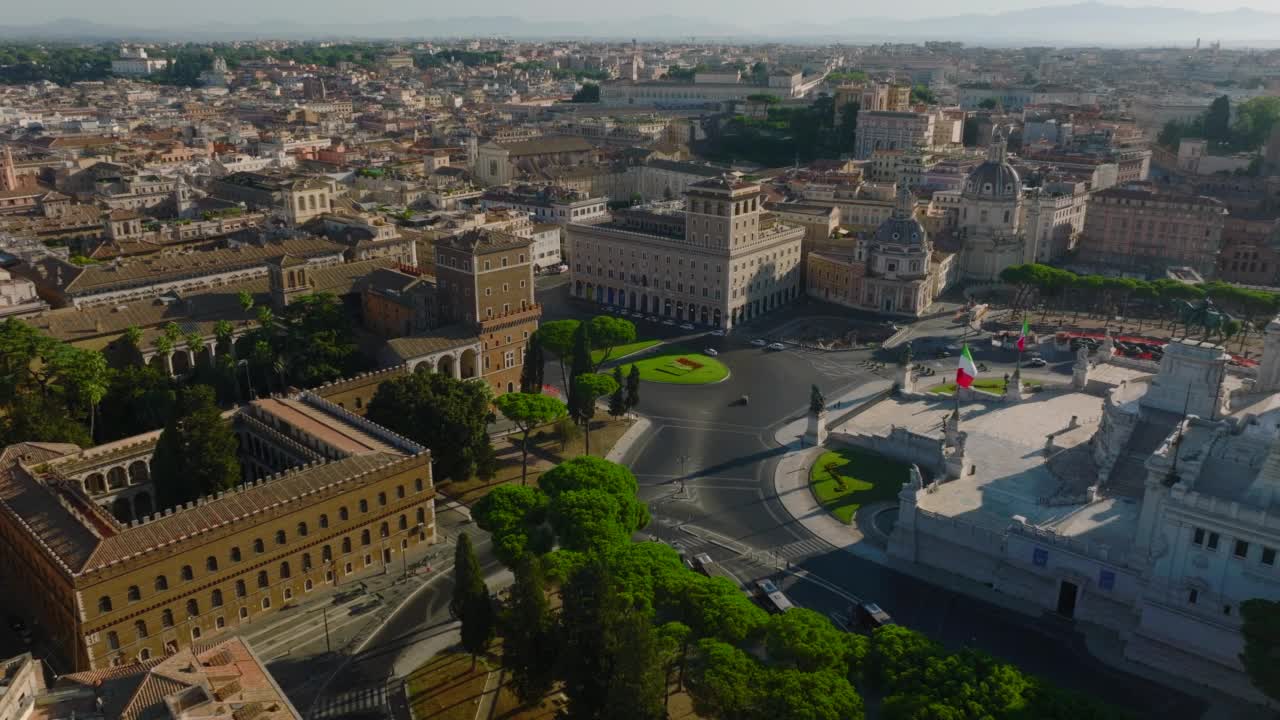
xmin=2 ymin=33 xmax=1280 ymax=713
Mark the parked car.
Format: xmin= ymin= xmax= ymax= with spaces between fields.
xmin=704 ymin=348 xmax=718 ymax=356
xmin=768 ymin=342 xmax=786 ymax=351
xmin=750 ymin=338 xmax=768 ymax=347
xmin=662 ymin=319 xmax=676 ymax=326
xmin=680 ymin=323 xmax=695 ymax=331
xmin=1025 ymin=357 xmax=1048 ymax=368
xmin=710 ymin=329 xmax=726 ymax=337
xmin=647 ymin=316 xmax=659 ymax=323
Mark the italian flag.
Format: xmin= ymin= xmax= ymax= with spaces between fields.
xmin=1016 ymin=318 xmax=1029 ymax=352
xmin=956 ymin=344 xmax=978 ymax=388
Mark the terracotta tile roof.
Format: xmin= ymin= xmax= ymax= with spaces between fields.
xmin=56 ymin=637 xmax=301 ymax=720
xmin=82 ymin=451 xmax=405 ymax=574
xmin=0 ymin=444 xmax=105 ymax=575
xmin=385 ymin=324 xmax=481 ymax=361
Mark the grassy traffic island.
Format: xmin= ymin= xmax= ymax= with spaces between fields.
xmin=809 ymin=447 xmax=910 ymax=524
xmin=927 ymin=378 xmax=1043 ymax=395
xmin=590 ymin=339 xmax=660 ymax=365
xmin=616 ymin=347 xmax=729 ymax=385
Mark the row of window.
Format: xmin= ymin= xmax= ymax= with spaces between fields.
xmin=1191 ymin=526 xmax=1278 ymax=566
xmin=95 ymin=483 xmax=427 ymax=615
xmin=103 ymin=511 xmax=429 ymax=654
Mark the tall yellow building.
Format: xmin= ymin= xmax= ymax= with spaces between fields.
xmin=0 ymin=389 xmax=436 ymax=672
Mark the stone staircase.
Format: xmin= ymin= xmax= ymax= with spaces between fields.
xmin=1102 ymin=408 xmax=1182 ymax=498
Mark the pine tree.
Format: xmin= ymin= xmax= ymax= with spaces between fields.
xmin=568 ymin=322 xmax=594 ymax=424
xmin=608 ymin=366 xmax=627 ymax=418
xmin=625 ymin=365 xmax=641 ymax=411
xmin=452 ymin=532 xmax=494 ymax=669
xmin=520 ymin=331 xmax=545 ymax=394
xmin=151 ymin=385 xmax=240 ymax=510
xmin=503 ymin=555 xmax=559 ymax=704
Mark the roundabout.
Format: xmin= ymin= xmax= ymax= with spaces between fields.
xmin=615 ymin=346 xmax=730 ymax=384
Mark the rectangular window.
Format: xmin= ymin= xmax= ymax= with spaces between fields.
xmin=1235 ymin=540 xmax=1250 ymax=558
xmin=1188 ymin=589 xmax=1198 ymax=605
xmin=1263 ymin=547 xmax=1276 ymax=566
xmin=1208 ymin=532 xmax=1220 ymax=551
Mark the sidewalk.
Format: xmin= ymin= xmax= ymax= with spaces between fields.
xmin=767 ymin=385 xmax=1267 ymax=720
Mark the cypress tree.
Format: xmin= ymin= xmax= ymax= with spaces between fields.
xmin=520 ymin=331 xmax=545 ymax=394
xmin=452 ymin=532 xmax=494 ymax=669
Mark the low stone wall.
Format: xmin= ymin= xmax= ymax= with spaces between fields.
xmin=829 ymin=427 xmax=945 ymax=477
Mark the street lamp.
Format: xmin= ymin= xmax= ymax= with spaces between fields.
xmin=237 ymin=359 xmax=255 ymax=401
xmin=676 ymin=454 xmax=690 ymax=493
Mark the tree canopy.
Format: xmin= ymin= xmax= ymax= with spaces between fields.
xmin=494 ymin=392 xmax=568 ymax=484
xmin=366 ymin=371 xmax=495 ymax=483
xmin=151 ymin=385 xmax=241 ymax=510
xmin=1240 ymin=598 xmax=1280 ymax=702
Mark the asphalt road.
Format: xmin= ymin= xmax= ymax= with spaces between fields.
xmin=603 ymin=302 xmax=1204 ymax=720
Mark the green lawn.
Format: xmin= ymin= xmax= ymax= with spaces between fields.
xmin=616 ymin=347 xmax=729 ymax=385
xmin=927 ymin=378 xmax=1042 ymax=395
xmin=809 ymin=448 xmax=910 ymax=524
xmin=592 ymin=339 xmax=660 ymax=365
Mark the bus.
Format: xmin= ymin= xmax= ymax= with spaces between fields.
xmin=754 ymin=579 xmax=795 ymax=614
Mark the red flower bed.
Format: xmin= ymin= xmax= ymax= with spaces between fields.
xmin=675 ymin=357 xmax=704 ymax=370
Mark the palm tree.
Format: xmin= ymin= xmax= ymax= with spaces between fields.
xmin=124 ymin=325 xmax=143 ymax=349
xmin=214 ymin=320 xmax=235 ymax=356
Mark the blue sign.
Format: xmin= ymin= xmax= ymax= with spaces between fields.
xmin=1099 ymin=569 xmax=1116 ymax=591
xmin=1032 ymin=548 xmax=1048 ymax=567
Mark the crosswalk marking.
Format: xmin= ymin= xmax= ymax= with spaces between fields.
xmin=308 ymin=684 xmax=388 ymax=719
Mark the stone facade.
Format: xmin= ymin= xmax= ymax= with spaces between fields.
xmin=0 ymin=391 xmax=436 ymax=673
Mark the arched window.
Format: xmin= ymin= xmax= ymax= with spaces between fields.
xmin=180 ymin=565 xmax=193 ymax=581
xmin=275 ymin=529 xmax=286 ymax=545
xmin=98 ymin=596 xmax=113 ymax=614
xmin=253 ymin=538 xmax=265 ymax=554
xmin=235 ymin=580 xmax=246 ymax=598
xmin=186 ymin=599 xmax=199 ymax=617
xmin=319 ymin=514 xmax=329 ymax=529
xmin=211 ymin=589 xmax=223 ymax=608
xmin=279 ymin=562 xmax=291 ymax=579
xmin=127 ymin=586 xmax=140 ymax=602
xmin=161 ymin=609 xmax=174 ymax=628
xmin=397 ymin=485 xmax=405 ymax=499
xmin=206 ymin=556 xmax=218 ymax=572
xmin=399 ymin=514 xmax=408 ymax=531
xmin=361 ymin=529 xmax=371 ymax=546
xmin=230 ymin=547 xmax=242 ymax=563
xmin=341 ymin=537 xmax=352 ymax=554
xmin=302 ymin=553 xmax=313 ymax=571
xmin=322 ymin=545 xmax=333 ymax=562
xmin=415 ymin=478 xmax=424 ymax=493
xmin=297 ymin=521 xmax=308 ymax=537
xmin=380 ymin=522 xmax=390 ymax=539
xmin=154 ymin=576 xmax=168 ymax=592
xmin=417 ymin=507 xmax=426 ymax=525
xmin=134 ymin=620 xmax=148 ymax=639
xmin=339 ymin=507 xmax=349 ymax=521
xmin=377 ymin=492 xmax=387 ymax=507
xmin=359 ymin=499 xmax=369 ymax=513
xmin=106 ymin=631 xmax=119 ymax=650
xmin=257 ymin=571 xmax=269 ymax=589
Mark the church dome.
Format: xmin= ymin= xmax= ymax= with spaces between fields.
xmin=964 ymin=135 xmax=1021 ymax=200
xmin=873 ymin=186 xmax=927 ymax=246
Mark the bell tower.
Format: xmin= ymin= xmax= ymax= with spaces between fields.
xmin=268 ymin=255 xmax=312 ymax=310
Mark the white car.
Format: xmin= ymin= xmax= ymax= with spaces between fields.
xmin=704 ymin=348 xmax=719 ymax=356
xmin=768 ymin=342 xmax=786 ymax=351
xmin=647 ymin=316 xmax=659 ymax=322
xmin=662 ymin=319 xmax=676 ymax=326
xmin=710 ymin=329 xmax=726 ymax=337
xmin=680 ymin=323 xmax=695 ymax=331
xmin=750 ymin=338 xmax=768 ymax=347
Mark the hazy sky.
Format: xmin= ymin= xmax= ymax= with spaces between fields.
xmin=5 ymin=0 xmax=1279 ymax=25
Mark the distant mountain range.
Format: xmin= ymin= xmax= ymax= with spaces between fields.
xmin=3 ymin=3 xmax=1280 ymax=47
